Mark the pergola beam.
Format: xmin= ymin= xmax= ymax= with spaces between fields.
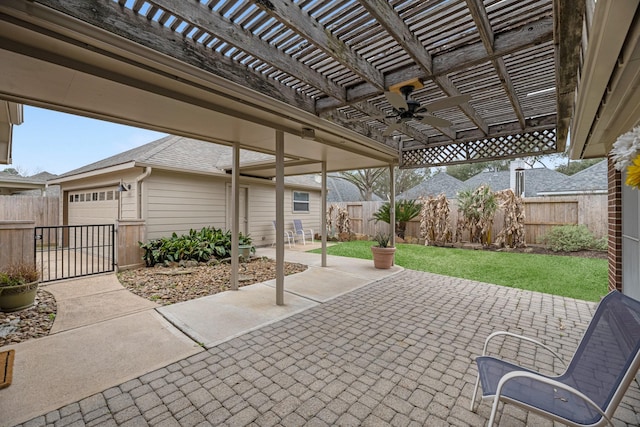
xmin=357 ymin=0 xmax=488 ymax=137
xmin=465 ymin=0 xmax=526 ymax=130
xmin=315 ymin=17 xmax=553 ymax=112
xmin=254 ymin=0 xmax=385 ymax=91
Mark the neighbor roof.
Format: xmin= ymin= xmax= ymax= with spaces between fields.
xmin=462 ymin=168 xmax=568 ymax=197
xmin=538 ymin=160 xmax=608 ymax=195
xmin=0 ymin=170 xmax=55 ymax=194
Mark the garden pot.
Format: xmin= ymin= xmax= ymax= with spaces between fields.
xmin=238 ymin=245 xmax=252 ymax=259
xmin=371 ymin=246 xmax=396 ymax=269
xmin=0 ymin=281 xmax=39 ymax=312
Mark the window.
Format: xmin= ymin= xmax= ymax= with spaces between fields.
xmin=293 ymin=191 xmax=310 ymax=213
xmin=92 ymin=192 xmax=98 ymax=201
xmin=79 ymin=194 xmax=85 ymax=202
xmin=99 ymin=191 xmax=105 ymax=201
xmin=106 ymin=191 xmax=113 ymax=201
xmin=69 ymin=195 xmax=74 ymax=203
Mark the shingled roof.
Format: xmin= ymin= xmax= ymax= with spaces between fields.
xmin=54 ymin=135 xmax=277 ymax=179
xmin=538 ymin=159 xmax=607 ymax=195
xmin=460 ymin=168 xmax=568 ymax=197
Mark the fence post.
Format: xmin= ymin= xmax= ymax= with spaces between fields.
xmin=0 ymin=220 xmax=35 ymax=270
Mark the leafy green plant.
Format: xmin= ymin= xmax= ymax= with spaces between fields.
xmin=457 ymin=185 xmax=498 ymax=245
xmin=373 ymin=232 xmax=391 ymax=248
xmin=372 ymin=200 xmax=422 ymax=238
xmin=139 ymin=227 xmax=254 ymax=267
xmin=0 ymin=262 xmax=39 ymax=287
xmin=539 ymin=225 xmax=607 ymax=252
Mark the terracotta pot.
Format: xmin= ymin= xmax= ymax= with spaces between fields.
xmin=0 ymin=281 xmax=39 ymax=312
xmin=371 ymin=246 xmax=396 ymax=269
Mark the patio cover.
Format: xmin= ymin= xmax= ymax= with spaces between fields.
xmin=0 ymin=0 xmax=580 ymax=175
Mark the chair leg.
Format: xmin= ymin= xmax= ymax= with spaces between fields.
xmin=488 ymin=395 xmax=501 ymax=427
xmin=470 ymin=375 xmax=480 ymax=411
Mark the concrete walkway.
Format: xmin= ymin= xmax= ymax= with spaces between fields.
xmin=0 ymin=275 xmax=203 ymax=427
xmin=5 ymin=249 xmax=640 ymax=426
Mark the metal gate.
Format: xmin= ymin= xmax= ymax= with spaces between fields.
xmin=35 ymin=224 xmax=115 ymax=283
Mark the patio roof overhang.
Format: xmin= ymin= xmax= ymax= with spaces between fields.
xmin=0 ymin=0 xmax=580 ymax=175
xmin=0 ymin=101 xmax=23 ymax=165
xmin=569 ymin=1 xmax=640 ymax=160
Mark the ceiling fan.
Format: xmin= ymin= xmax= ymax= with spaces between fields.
xmin=349 ymin=85 xmax=471 ymax=136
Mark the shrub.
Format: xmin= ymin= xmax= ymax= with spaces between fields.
xmin=539 ymin=225 xmax=606 ymax=252
xmin=372 ymin=200 xmax=421 ymax=238
xmin=140 ymin=227 xmax=254 ymax=267
xmin=0 ymin=262 xmax=39 ymax=286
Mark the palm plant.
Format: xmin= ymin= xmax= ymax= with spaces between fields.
xmin=372 ymin=199 xmax=422 ymax=239
xmin=457 ymin=185 xmax=498 ymax=245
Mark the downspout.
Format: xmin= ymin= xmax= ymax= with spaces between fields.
xmin=134 ymin=167 xmax=152 ymax=220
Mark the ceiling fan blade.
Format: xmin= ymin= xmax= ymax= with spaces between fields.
xmin=420 ymin=115 xmax=452 ymax=128
xmin=423 ymin=94 xmax=472 ymax=111
xmin=345 ymin=115 xmax=387 ymax=123
xmin=384 ymin=91 xmax=408 ymax=111
xmin=382 ymin=122 xmax=401 ymax=136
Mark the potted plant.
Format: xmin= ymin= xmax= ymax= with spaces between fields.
xmin=0 ymin=262 xmax=40 ymax=312
xmin=371 ymin=232 xmax=396 ymax=269
xmin=372 ymin=200 xmax=422 ymax=239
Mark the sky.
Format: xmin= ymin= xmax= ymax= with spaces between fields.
xmin=10 ymin=106 xmax=167 ymax=176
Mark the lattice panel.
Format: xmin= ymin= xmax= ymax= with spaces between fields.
xmin=401 ymin=128 xmax=558 ymax=168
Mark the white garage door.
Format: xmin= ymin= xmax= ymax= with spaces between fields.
xmin=68 ymin=187 xmax=119 ymax=225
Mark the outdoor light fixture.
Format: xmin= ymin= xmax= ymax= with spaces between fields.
xmin=117 ymin=182 xmax=130 ymax=192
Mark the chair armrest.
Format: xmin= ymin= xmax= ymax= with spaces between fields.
xmin=495 ymin=371 xmax=613 ymax=427
xmin=482 ymin=331 xmax=567 ymax=368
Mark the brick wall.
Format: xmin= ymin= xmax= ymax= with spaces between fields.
xmin=608 ymin=157 xmax=622 ymax=292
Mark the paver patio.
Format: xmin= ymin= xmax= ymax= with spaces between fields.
xmin=16 ymin=270 xmax=640 ymax=426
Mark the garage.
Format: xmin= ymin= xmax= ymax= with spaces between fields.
xmin=67 ymin=187 xmax=119 ymax=225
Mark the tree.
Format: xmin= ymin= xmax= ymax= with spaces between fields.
xmin=373 ymin=167 xmax=430 ymax=199
xmin=337 ymin=169 xmax=386 ymax=201
xmin=555 ymin=158 xmax=604 ymax=176
xmin=446 ymin=160 xmax=509 ymax=181
xmin=1 ymin=167 xmax=20 ymax=176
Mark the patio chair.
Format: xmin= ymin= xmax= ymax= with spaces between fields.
xmin=272 ymin=221 xmax=293 ymax=248
xmin=292 ymin=219 xmax=314 ymax=245
xmin=470 ymin=290 xmax=640 ymax=427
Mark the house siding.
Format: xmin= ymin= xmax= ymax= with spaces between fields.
xmin=145 ymin=171 xmax=227 ymax=240
xmin=144 ymin=171 xmax=321 ymax=244
xmin=244 ymin=183 xmax=321 ymax=246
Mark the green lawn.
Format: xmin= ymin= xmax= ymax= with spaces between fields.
xmin=311 ymin=241 xmax=608 ymax=302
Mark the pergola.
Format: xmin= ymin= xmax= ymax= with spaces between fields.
xmin=0 ymin=0 xmax=623 ymax=301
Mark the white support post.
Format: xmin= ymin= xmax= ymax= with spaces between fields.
xmin=321 ymin=161 xmax=327 ymax=267
xmin=389 ymin=164 xmax=396 ymax=250
xmin=275 ymin=130 xmax=285 ymax=306
xmin=230 ymin=142 xmax=240 ymax=290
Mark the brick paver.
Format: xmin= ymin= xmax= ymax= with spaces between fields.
xmin=16 ymin=270 xmax=640 ymax=426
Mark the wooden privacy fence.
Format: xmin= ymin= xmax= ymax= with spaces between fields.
xmin=116 ymin=220 xmax=146 ymax=270
xmin=330 ymin=194 xmax=607 ymax=245
xmin=0 ymin=195 xmax=59 ymax=226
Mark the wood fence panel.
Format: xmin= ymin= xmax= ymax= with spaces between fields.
xmin=330 ymin=194 xmax=607 ymax=245
xmin=0 ymin=196 xmax=59 ymax=226
xmin=117 ymin=220 xmax=146 ymax=271
xmin=524 ymin=198 xmax=578 ymax=244
xmin=0 ymin=221 xmax=35 ymax=270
